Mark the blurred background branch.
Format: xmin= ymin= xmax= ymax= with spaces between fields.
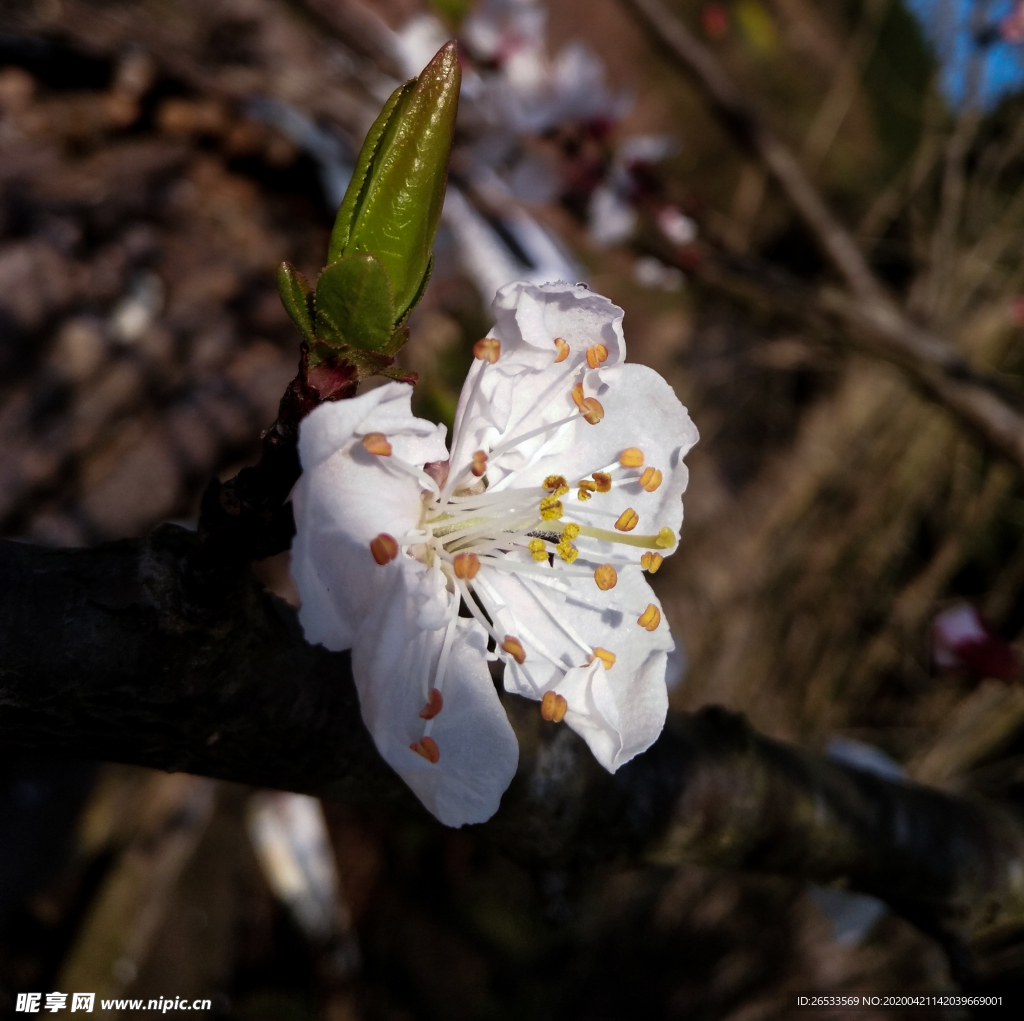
xmin=627 ymin=0 xmax=1024 ymax=476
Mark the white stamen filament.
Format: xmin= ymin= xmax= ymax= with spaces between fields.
xmin=422 ymin=607 xmax=459 ymax=739
xmin=379 ymin=453 xmax=442 ymax=497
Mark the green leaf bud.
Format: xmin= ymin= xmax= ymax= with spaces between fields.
xmin=327 ymin=40 xmax=461 ymax=328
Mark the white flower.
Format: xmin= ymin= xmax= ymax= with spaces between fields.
xmin=291 ymin=281 xmax=698 ymax=827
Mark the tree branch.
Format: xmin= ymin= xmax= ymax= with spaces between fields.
xmin=3 ymin=530 xmax=1023 ymax=971
xmin=625 ymin=0 xmax=880 ymax=300
xmin=624 ymin=0 xmax=1024 ymax=477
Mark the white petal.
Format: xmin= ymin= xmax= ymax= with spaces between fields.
xmin=299 ymin=381 xmax=448 ymax=472
xmin=448 ymin=282 xmax=628 ymax=488
xmin=491 ymin=280 xmax=626 ymax=370
xmin=479 ymin=564 xmax=671 ymax=771
xmin=292 ymin=383 xmax=449 ymax=649
xmin=555 ymin=649 xmax=669 ymax=771
xmin=352 ymin=569 xmax=518 ymax=826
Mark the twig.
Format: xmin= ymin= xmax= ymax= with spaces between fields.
xmin=948 ymin=180 xmax=1024 ymax=324
xmin=800 ymin=0 xmax=890 ymax=175
xmin=624 ymin=0 xmax=881 ymax=300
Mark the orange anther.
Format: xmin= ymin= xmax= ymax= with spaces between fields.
xmin=571 ymin=382 xmax=585 ymax=409
xmin=474 ymin=338 xmax=501 ymax=363
xmin=420 ymin=688 xmax=444 ymax=719
xmin=590 ymin=648 xmax=616 ymax=670
xmin=361 ymin=432 xmax=392 ymax=456
xmin=615 ymin=508 xmax=639 ymax=532
xmin=453 ymin=553 xmax=480 ymax=580
xmin=639 ymin=467 xmax=663 ymax=492
xmin=593 ymin=472 xmax=612 ymax=493
xmin=594 ymin=564 xmax=618 ymax=591
xmin=471 ymin=450 xmax=488 ymax=477
xmin=577 ymin=479 xmax=597 ymax=501
xmin=501 ymin=635 xmax=526 ymax=664
xmin=619 ymin=448 xmax=645 ymax=468
xmin=369 ymin=533 xmax=399 ymax=565
xmin=410 ymin=736 xmax=440 ymax=763
xmin=586 ymin=343 xmax=609 ymax=369
xmin=579 ymin=398 xmax=604 ymax=425
xmin=553 ymin=337 xmax=570 ymax=363
xmin=540 ymin=691 xmax=568 ymax=723
xmin=638 ymin=604 xmax=661 ymax=631
xmin=641 ymin=551 xmax=664 ymax=573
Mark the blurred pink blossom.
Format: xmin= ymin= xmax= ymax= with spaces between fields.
xmin=932 ymin=603 xmax=1019 ymax=680
xmin=1001 ymin=2 xmax=1024 ymax=43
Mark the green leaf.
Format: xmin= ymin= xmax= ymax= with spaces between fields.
xmin=314 ymin=254 xmax=395 ymax=352
xmin=277 ymin=262 xmax=315 ymax=343
xmin=328 ymin=41 xmax=461 ymax=325
xmin=327 ymin=81 xmax=416 ymax=264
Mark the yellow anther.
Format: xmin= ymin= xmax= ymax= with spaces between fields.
xmin=541 ymin=691 xmax=568 ymax=722
xmin=590 ymin=648 xmax=616 ymax=670
xmin=556 ymin=539 xmax=579 ymax=564
xmin=540 ymin=496 xmax=564 ymax=520
xmin=471 ymin=450 xmax=488 ymax=477
xmin=619 ymin=448 xmax=645 ymax=468
xmin=641 ymin=551 xmax=664 ymax=573
xmin=594 ymin=564 xmax=617 ymax=590
xmin=420 ymin=688 xmax=444 ymax=719
xmin=529 ymin=538 xmax=548 ymax=562
xmin=562 ymin=522 xmax=581 ymax=540
xmin=410 ymin=736 xmax=440 ymax=763
xmin=577 ymin=480 xmax=597 ymax=501
xmin=638 ymin=604 xmax=661 ymax=631
xmin=544 ymin=474 xmax=568 ymax=491
xmin=579 ymin=398 xmax=604 ymax=425
xmin=553 ymin=337 xmax=570 ymax=363
xmin=453 ymin=552 xmax=480 ymax=580
xmin=593 ymin=472 xmax=612 ymax=493
xmin=474 ymin=338 xmax=501 ymax=362
xmin=639 ymin=467 xmax=663 ymax=492
xmin=586 ymin=343 xmax=609 ymax=369
xmin=501 ymin=635 xmax=526 ymax=664
xmin=655 ymin=526 xmax=674 ymax=548
xmin=571 ymin=382 xmax=585 ymax=409
xmin=361 ymin=432 xmax=392 ymax=456
xmin=369 ymin=533 xmax=399 ymax=565
xmin=615 ymin=508 xmax=639 ymax=532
